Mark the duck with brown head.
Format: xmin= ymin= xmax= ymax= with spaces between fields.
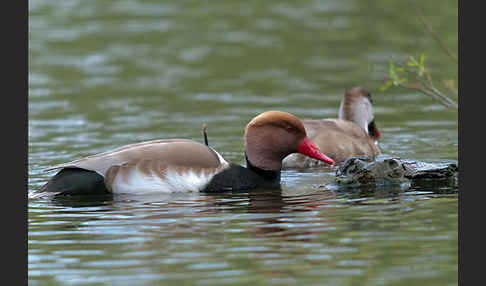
xmin=35 ymin=111 xmax=335 ymax=196
xmin=282 ymin=87 xmax=382 ymax=169
xmin=339 ymin=87 xmax=381 ymax=140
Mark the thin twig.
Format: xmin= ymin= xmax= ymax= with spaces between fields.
xmin=443 ymin=80 xmax=458 ymax=96
xmin=417 ymin=9 xmax=458 ymax=64
xmin=395 ymin=62 xmax=458 ymax=108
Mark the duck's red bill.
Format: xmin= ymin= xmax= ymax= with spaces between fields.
xmin=298 ymin=137 xmax=335 ymax=166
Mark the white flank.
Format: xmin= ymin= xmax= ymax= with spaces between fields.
xmin=110 ymin=165 xmax=219 ymax=194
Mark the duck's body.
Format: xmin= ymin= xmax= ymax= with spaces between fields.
xmin=283 ymin=87 xmax=381 ymax=168
xmin=37 ymin=111 xmax=335 ymax=196
xmin=41 ymin=139 xmax=229 ymax=194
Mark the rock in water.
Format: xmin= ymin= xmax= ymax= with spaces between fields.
xmin=335 ymin=156 xmax=458 ymax=190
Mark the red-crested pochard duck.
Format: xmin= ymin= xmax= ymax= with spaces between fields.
xmin=282 ymin=87 xmax=381 ymax=168
xmin=37 ymin=111 xmax=335 ymax=196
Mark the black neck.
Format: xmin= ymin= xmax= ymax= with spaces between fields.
xmin=245 ymin=153 xmax=281 ymax=182
xmin=202 ymin=154 xmax=282 ymax=192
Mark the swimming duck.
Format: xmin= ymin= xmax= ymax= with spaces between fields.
xmin=38 ymin=111 xmax=335 ymax=196
xmin=283 ymin=87 xmax=381 ymax=168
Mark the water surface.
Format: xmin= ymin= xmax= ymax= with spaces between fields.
xmin=29 ymin=0 xmax=458 ymax=285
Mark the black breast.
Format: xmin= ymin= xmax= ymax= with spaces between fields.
xmin=202 ymin=157 xmax=281 ymax=193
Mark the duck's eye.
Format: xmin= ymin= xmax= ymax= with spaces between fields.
xmin=285 ymin=126 xmax=297 ymax=133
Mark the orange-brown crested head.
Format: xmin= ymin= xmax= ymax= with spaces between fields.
xmin=244 ymin=111 xmax=335 ymax=170
xmin=245 ymin=110 xmax=307 ymax=137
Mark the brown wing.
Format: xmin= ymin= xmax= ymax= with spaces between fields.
xmin=303 ymin=119 xmax=380 ymax=163
xmin=44 ymin=139 xmax=227 ymax=177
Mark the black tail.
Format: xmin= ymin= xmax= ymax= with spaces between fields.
xmin=38 ymin=168 xmax=110 ymax=196
xmin=202 ymin=123 xmax=209 ymax=146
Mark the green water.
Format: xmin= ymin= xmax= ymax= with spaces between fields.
xmin=29 ymin=0 xmax=458 ymax=285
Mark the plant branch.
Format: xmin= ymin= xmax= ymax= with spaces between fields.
xmin=393 ymin=62 xmax=458 ymax=108
xmin=417 ymin=9 xmax=458 ymax=64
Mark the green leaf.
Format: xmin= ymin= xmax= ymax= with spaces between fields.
xmin=407 ymin=61 xmax=417 ymax=67
xmin=393 ymin=77 xmax=408 ymax=86
xmin=380 ymin=80 xmax=393 ymax=91
xmin=420 ymin=53 xmax=426 ymax=65
xmin=389 ymin=62 xmax=398 ymax=81
xmin=418 ymin=53 xmax=426 ymax=76
xmin=408 ymin=56 xmax=419 ymax=67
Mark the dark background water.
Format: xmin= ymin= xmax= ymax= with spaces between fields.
xmin=28 ymin=0 xmax=458 ymax=285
